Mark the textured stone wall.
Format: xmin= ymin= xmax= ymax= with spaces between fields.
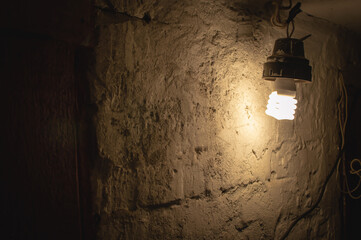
xmin=89 ymin=0 xmax=361 ymax=239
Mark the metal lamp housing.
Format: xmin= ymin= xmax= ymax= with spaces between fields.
xmin=263 ymin=38 xmax=312 ymax=82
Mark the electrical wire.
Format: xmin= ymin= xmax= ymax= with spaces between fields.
xmin=270 ymin=0 xmax=298 ymax=38
xmin=279 ymin=148 xmax=344 ymax=240
xmin=270 ymin=0 xmax=288 ymax=28
xmin=337 ymin=159 xmax=361 ymax=194
xmin=335 ymin=71 xmax=361 ymax=199
xmin=286 ymin=21 xmax=295 ymax=38
xmin=279 ymin=71 xmax=361 ymax=239
xmin=268 ymin=2 xmax=360 ymax=239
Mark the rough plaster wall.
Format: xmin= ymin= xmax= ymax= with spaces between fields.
xmin=89 ymin=0 xmax=361 ymax=239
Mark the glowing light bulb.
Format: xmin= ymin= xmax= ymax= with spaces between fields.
xmin=265 ymin=91 xmax=297 ymax=120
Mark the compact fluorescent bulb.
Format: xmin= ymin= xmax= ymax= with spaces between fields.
xmin=265 ymin=91 xmax=297 ymax=120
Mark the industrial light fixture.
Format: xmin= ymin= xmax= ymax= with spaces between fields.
xmin=263 ymin=37 xmax=311 ymax=120
xmin=263 ymin=1 xmax=312 ymax=120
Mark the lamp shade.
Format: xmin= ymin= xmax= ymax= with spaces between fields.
xmin=263 ymin=38 xmax=312 ymax=82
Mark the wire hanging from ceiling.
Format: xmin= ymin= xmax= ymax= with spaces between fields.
xmin=270 ymin=0 xmax=292 ymax=27
xmin=270 ymin=0 xmax=302 ymax=38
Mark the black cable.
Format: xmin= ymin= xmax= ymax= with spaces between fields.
xmin=286 ymin=2 xmax=302 ymax=23
xmin=299 ymin=34 xmax=312 ymax=41
xmin=290 ymin=21 xmax=295 ymax=37
xmin=284 ymin=2 xmax=300 ymax=38
xmin=279 ymin=148 xmax=344 ymax=240
xmin=286 ymin=21 xmax=294 ymax=38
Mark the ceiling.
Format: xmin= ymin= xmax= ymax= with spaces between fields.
xmin=300 ymin=0 xmax=361 ymax=34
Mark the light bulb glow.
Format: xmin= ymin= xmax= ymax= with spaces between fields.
xmin=265 ymin=91 xmax=297 ymax=120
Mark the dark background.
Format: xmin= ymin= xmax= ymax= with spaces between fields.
xmin=0 ymin=1 xmax=95 ymax=239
